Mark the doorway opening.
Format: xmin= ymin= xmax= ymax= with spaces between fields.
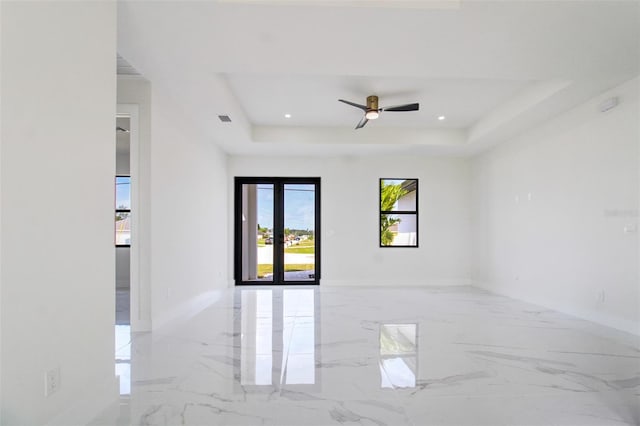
xmin=114 ymin=104 xmax=142 ymax=334
xmin=115 ymin=117 xmax=131 ymax=325
xmin=234 ymin=177 xmax=321 ymax=285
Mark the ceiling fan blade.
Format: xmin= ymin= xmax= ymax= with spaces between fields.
xmin=339 ymin=99 xmax=368 ymax=111
xmin=355 ymin=116 xmax=369 ymax=129
xmin=382 ymin=103 xmax=420 ymax=112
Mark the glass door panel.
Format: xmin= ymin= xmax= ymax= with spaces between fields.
xmin=241 ymin=183 xmax=274 ymax=282
xmin=235 ymin=178 xmax=320 ymax=285
xmin=283 ymin=184 xmax=316 ymax=282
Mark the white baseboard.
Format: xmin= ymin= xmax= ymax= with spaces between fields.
xmin=131 ymin=316 xmax=152 ymax=332
xmin=472 ymin=281 xmax=640 ymax=338
xmin=226 ymin=278 xmax=472 ymax=288
xmin=152 ymin=290 xmax=225 ymax=331
xmin=320 ymin=278 xmax=472 ymax=287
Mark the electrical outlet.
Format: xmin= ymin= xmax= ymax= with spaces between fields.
xmin=45 ymin=367 xmax=61 ymax=397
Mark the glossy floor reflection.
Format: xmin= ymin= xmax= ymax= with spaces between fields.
xmin=91 ymin=286 xmax=640 ymax=425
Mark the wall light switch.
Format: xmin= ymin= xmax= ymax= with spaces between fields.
xmin=623 ymin=224 xmax=637 ymax=234
xmin=45 ymin=367 xmax=61 ymax=397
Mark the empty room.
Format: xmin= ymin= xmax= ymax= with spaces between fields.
xmin=0 ymin=1 xmax=638 ymax=425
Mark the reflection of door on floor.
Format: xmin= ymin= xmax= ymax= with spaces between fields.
xmin=235 ymin=177 xmax=321 ymax=285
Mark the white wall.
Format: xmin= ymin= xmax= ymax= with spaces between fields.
xmin=471 ymin=77 xmax=640 ymax=335
xmin=117 ymin=76 xmax=229 ymax=330
xmin=397 ymin=189 xmax=417 ymax=245
xmin=0 ymin=2 xmax=118 ymax=424
xmin=150 ymin=89 xmax=229 ymax=329
xmin=228 ymin=156 xmax=471 ymax=286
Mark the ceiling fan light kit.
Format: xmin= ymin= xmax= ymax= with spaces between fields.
xmin=365 ymin=110 xmax=379 ymax=120
xmin=338 ymin=95 xmax=419 ymax=129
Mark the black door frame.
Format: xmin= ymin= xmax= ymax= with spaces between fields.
xmin=234 ymin=177 xmax=321 ymax=286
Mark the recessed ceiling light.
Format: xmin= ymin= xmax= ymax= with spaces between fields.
xmin=284 ymin=113 xmax=291 ymax=118
xmin=438 ymin=115 xmax=446 ymax=121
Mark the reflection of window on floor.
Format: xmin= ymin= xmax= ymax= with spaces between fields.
xmin=241 ymin=290 xmax=273 ymax=385
xmin=115 ymin=325 xmax=131 ymax=395
xmin=240 ymin=289 xmax=316 ymax=386
xmin=379 ymin=324 xmax=417 ymax=389
xmin=283 ymin=290 xmax=315 ymax=384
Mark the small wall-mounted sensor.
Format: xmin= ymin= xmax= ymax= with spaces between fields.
xmin=218 ymin=115 xmax=232 ymax=123
xmin=599 ymin=97 xmax=618 ymax=113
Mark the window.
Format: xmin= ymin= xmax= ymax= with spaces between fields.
xmin=380 ymin=178 xmax=418 ymax=247
xmin=234 ymin=177 xmax=321 ymax=285
xmin=115 ymin=176 xmax=131 ymax=246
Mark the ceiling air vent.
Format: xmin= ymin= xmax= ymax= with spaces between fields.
xmin=218 ymin=115 xmax=232 ymax=123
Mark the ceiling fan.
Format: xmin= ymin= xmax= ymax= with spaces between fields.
xmin=338 ymin=95 xmax=419 ymax=129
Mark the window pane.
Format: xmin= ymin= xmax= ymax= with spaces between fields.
xmin=242 ymin=184 xmax=274 ymax=282
xmin=115 ymin=176 xmax=131 ymax=210
xmin=380 ymin=179 xmax=417 ymax=212
xmin=115 ymin=212 xmax=131 ymax=245
xmin=380 ymin=214 xmax=417 ymax=246
xmin=284 ymin=184 xmax=316 ymax=281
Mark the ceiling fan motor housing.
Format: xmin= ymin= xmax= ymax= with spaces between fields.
xmin=366 ymin=95 xmax=379 ymax=111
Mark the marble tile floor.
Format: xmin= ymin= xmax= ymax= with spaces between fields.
xmin=91 ymin=286 xmax=640 ymax=426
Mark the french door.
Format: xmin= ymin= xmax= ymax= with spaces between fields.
xmin=234 ymin=177 xmax=321 ymax=285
